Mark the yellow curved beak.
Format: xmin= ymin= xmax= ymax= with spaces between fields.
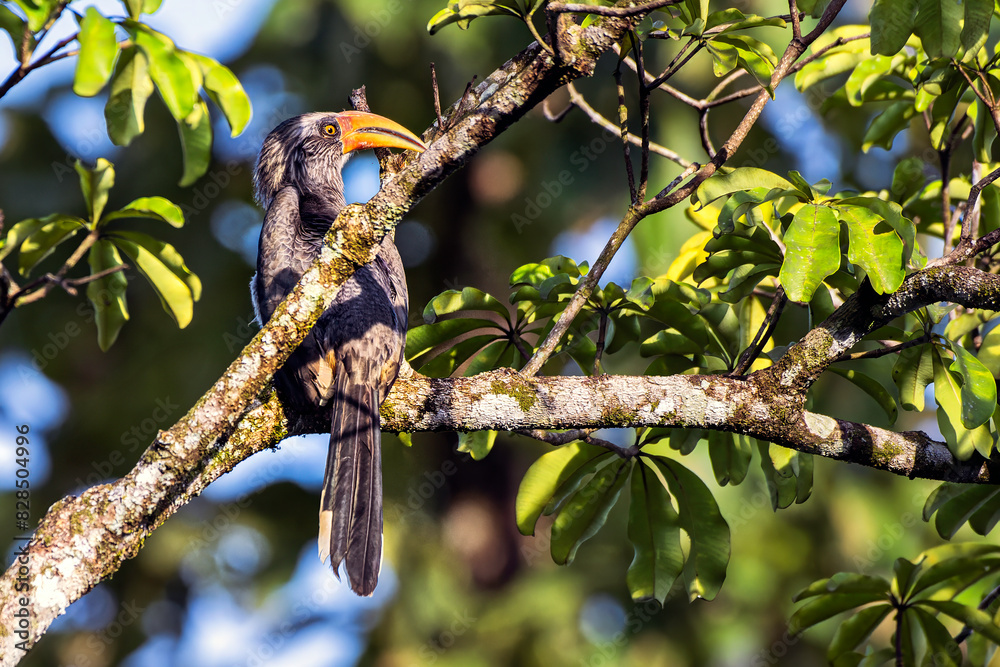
xmin=334 ymin=111 xmax=426 ymax=154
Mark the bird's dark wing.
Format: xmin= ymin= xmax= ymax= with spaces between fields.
xmin=316 ymin=238 xmax=407 ymax=596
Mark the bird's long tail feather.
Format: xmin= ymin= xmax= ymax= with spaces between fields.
xmin=318 ymin=364 xmax=382 ymax=596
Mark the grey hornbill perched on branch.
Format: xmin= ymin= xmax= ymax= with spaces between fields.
xmin=252 ymin=111 xmax=426 ymax=595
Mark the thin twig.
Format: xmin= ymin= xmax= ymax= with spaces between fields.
xmin=564 ymin=82 xmax=690 ymax=166
xmin=13 ymin=263 xmax=129 ymax=304
xmin=0 ymin=30 xmax=79 ymax=101
xmin=593 ymin=311 xmax=609 ymax=376
xmin=834 ymin=333 xmax=931 ymax=362
xmin=9 ymin=227 xmax=101 ymax=307
xmin=789 ymin=0 xmax=802 ymax=39
xmin=517 ymin=428 xmax=595 ymax=445
xmin=525 ymin=1 xmax=554 ymax=55
xmin=542 ymin=96 xmax=573 ymax=122
xmin=431 ymin=63 xmax=445 ymax=130
xmin=635 ymin=33 xmax=650 ymax=202
xmin=699 ymin=109 xmax=716 ymax=157
xmin=732 ymin=287 xmax=786 ymax=375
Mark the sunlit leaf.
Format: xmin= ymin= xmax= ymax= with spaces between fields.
xmin=515 ymin=441 xmax=611 ymax=536
xmin=73 ymin=7 xmax=119 ymax=97
xmin=87 ymin=239 xmax=129 ymax=351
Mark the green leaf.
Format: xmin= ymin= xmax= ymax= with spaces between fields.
xmin=651 ymin=457 xmax=730 ymax=600
xmin=107 ymin=230 xmax=200 ymax=327
xmin=908 ymin=552 xmax=1000 ymax=598
xmin=838 ymin=205 xmax=905 ymax=294
xmin=758 ymin=442 xmax=812 ymax=509
xmin=862 ymin=101 xmax=917 ymax=152
xmin=790 ymin=593 xmax=891 ymax=635
xmin=105 ymin=45 xmax=155 ymax=146
xmin=924 ymin=482 xmax=981 ymax=520
xmin=795 ymin=47 xmax=869 ymax=91
xmin=550 ymin=458 xmax=630 ymax=565
xmin=514 ymin=441 xmax=610 ymax=536
xmin=916 ymin=600 xmax=1000 ymax=643
xmin=424 ymin=286 xmax=510 ymax=323
xmin=103 ymin=196 xmax=185 ymax=228
xmin=73 ymin=7 xmax=119 ymax=97
xmin=694 ymin=168 xmax=792 ymax=207
xmin=912 ymin=0 xmax=963 ymax=59
xmin=131 ymin=23 xmax=196 ymax=121
xmin=705 ymin=34 xmax=778 ymax=96
xmin=869 ymin=0 xmax=916 ymax=55
xmin=626 ymin=460 xmax=685 ymax=604
xmin=416 ymin=333 xmax=496 ymax=377
xmin=931 ymin=485 xmax=1000 ymax=539
xmin=426 ymin=0 xmax=523 ymax=34
xmin=829 ymin=367 xmax=898 ymax=423
xmin=977 ymin=323 xmax=1000 ymax=377
xmin=827 ymin=604 xmax=893 ymax=661
xmin=0 ymin=215 xmax=74 ymax=262
xmin=124 ymin=0 xmax=164 ymax=19
xmin=707 ymin=431 xmax=751 ymax=486
xmin=17 ymin=217 xmax=84 ymax=275
xmin=794 ymin=572 xmax=893 ymax=601
xmin=12 ymin=0 xmax=58 ymax=31
xmin=406 ymin=317 xmax=504 ymax=362
xmin=86 ymin=239 xmax=129 ymax=351
xmin=639 ymin=331 xmax=704 ymax=357
xmin=0 ymin=6 xmax=28 ymax=50
xmin=457 ymin=430 xmax=497 ymax=460
xmin=933 ymin=348 xmax=994 ymax=460
xmin=177 ymin=99 xmax=212 ymax=186
xmin=891 ymin=157 xmax=928 ymax=206
xmin=779 ymin=204 xmax=840 ymax=303
xmin=184 ymin=52 xmax=251 ymax=137
xmin=911 ymin=607 xmax=960 ymax=667
xmin=75 ymin=158 xmax=115 ymax=224
xmin=892 ymin=342 xmax=934 ymax=411
xmin=948 ymin=341 xmax=997 ymax=429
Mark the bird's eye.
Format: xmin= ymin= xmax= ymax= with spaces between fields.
xmin=323 ymin=124 xmax=337 ymax=136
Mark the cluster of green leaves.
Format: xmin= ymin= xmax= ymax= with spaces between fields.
xmin=408 ymin=256 xmax=813 ymax=592
xmin=689 ymin=167 xmax=917 ymax=303
xmin=0 ymin=159 xmax=199 ymax=349
xmin=515 ymin=439 xmax=729 ymax=604
xmin=796 ymin=16 xmax=996 ymax=161
xmin=789 ymin=544 xmax=1000 ymax=666
xmin=1 ymin=0 xmax=251 ymax=185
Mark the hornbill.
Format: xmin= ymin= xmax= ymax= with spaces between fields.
xmin=251 ymin=111 xmax=426 ymax=595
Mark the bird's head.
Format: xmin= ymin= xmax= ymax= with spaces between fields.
xmin=253 ymin=111 xmax=426 ymax=208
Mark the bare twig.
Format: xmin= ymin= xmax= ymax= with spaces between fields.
xmin=635 ymin=33 xmax=650 ymax=202
xmin=564 ymin=82 xmax=690 ymax=166
xmin=834 ymin=333 xmax=931 ymax=362
xmin=732 ymin=287 xmax=787 ymax=375
xmin=0 ymin=30 xmax=79 ymax=101
xmin=593 ymin=311 xmax=609 ymax=375
xmin=934 ymin=165 xmax=1000 ymax=265
xmin=431 ymin=63 xmax=445 ymax=130
xmin=614 ymin=62 xmax=637 ymax=202
xmin=13 ymin=263 xmax=128 ymax=303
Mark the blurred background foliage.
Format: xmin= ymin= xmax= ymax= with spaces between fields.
xmin=0 ymin=0 xmax=969 ymax=665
